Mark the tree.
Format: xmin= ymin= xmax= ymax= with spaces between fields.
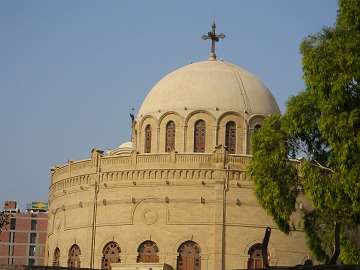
xmin=0 ymin=211 xmax=10 ymax=234
xmin=249 ymin=0 xmax=360 ymax=264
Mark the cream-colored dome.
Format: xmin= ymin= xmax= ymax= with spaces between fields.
xmin=138 ymin=60 xmax=280 ymax=117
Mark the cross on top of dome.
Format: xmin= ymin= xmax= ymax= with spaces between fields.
xmin=202 ymin=22 xmax=225 ymax=61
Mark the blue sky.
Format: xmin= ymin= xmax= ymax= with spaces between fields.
xmin=0 ymin=1 xmax=338 ymax=208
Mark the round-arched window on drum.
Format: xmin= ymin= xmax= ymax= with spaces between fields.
xmin=165 ymin=121 xmax=176 ymax=152
xmin=194 ymin=120 xmax=206 ymax=153
xmin=225 ymin=121 xmax=236 ymax=154
xmin=137 ymin=240 xmax=159 ymax=263
xmin=53 ymin=247 xmax=60 ymax=266
xmin=144 ymin=125 xmax=152 ymax=153
xmin=101 ymin=241 xmax=121 ymax=270
xmin=177 ymin=241 xmax=201 ymax=270
xmin=68 ymin=244 xmax=81 ymax=268
xmin=247 ymin=243 xmax=264 ymax=269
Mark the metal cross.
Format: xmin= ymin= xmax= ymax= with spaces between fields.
xmin=202 ymin=22 xmax=225 ymax=60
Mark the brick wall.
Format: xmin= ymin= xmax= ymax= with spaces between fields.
xmin=14 ymin=233 xmax=27 ymax=244
xmin=12 ymin=246 xmax=26 ymax=257
xmin=35 ymin=221 xmax=46 ymax=232
xmin=0 ymin=244 xmax=9 ymax=257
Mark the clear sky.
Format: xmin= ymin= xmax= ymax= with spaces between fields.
xmin=0 ymin=1 xmax=338 ymax=208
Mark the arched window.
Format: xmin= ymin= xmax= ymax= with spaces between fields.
xmin=177 ymin=241 xmax=201 ymax=270
xmin=165 ymin=121 xmax=176 ymax=152
xmin=225 ymin=121 xmax=236 ymax=154
xmin=254 ymin=124 xmax=261 ymax=132
xmin=194 ymin=120 xmax=206 ymax=153
xmin=247 ymin=243 xmax=264 ymax=269
xmin=144 ymin=125 xmax=152 ymax=153
xmin=53 ymin=247 xmax=60 ymax=266
xmin=137 ymin=240 xmax=159 ymax=263
xmin=101 ymin=241 xmax=121 ymax=270
xmin=68 ymin=244 xmax=81 ymax=268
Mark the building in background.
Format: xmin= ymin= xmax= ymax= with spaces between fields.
xmin=0 ymin=201 xmax=48 ymax=266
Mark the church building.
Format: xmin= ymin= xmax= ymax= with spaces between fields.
xmin=46 ymin=24 xmax=311 ymax=270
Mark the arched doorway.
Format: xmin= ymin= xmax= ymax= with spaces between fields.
xmin=177 ymin=241 xmax=201 ymax=270
xmin=68 ymin=244 xmax=81 ymax=268
xmin=53 ymin=247 xmax=60 ymax=266
xmin=101 ymin=241 xmax=121 ymax=270
xmin=137 ymin=240 xmax=159 ymax=263
xmin=247 ymin=243 xmax=264 ymax=269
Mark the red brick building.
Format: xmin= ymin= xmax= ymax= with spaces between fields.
xmin=0 ymin=201 xmax=48 ymax=266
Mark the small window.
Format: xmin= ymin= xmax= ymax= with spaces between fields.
xmin=144 ymin=125 xmax=152 ymax=153
xmin=254 ymin=124 xmax=261 ymax=132
xmin=225 ymin=121 xmax=236 ymax=154
xmin=194 ymin=120 xmax=206 ymax=153
xmin=31 ymin=219 xmax=37 ymax=231
xmin=28 ymin=258 xmax=35 ymax=266
xmin=10 ymin=218 xmax=16 ymax=230
xmin=29 ymin=245 xmax=36 ymax=256
xmin=53 ymin=248 xmax=60 ymax=267
xmin=30 ymin=233 xmax=36 ymax=244
xmin=247 ymin=243 xmax=264 ymax=269
xmin=165 ymin=121 xmax=176 ymax=152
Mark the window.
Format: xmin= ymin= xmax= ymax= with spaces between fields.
xmin=31 ymin=219 xmax=37 ymax=231
xmin=28 ymin=258 xmax=35 ymax=266
xmin=177 ymin=241 xmax=201 ymax=270
xmin=30 ymin=233 xmax=36 ymax=244
xmin=254 ymin=124 xmax=261 ymax=132
xmin=10 ymin=218 xmax=16 ymax=230
xmin=144 ymin=125 xmax=152 ymax=153
xmin=68 ymin=244 xmax=81 ymax=268
xmin=53 ymin=248 xmax=60 ymax=267
xmin=194 ymin=120 xmax=206 ymax=153
xmin=137 ymin=240 xmax=159 ymax=263
xmin=29 ymin=245 xmax=36 ymax=257
xmin=225 ymin=121 xmax=236 ymax=154
xmin=102 ymin=241 xmax=121 ymax=270
xmin=165 ymin=121 xmax=176 ymax=152
xmin=247 ymin=243 xmax=264 ymax=269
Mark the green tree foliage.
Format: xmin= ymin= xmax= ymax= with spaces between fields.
xmin=249 ymin=0 xmax=360 ymax=264
xmin=0 ymin=211 xmax=10 ymax=234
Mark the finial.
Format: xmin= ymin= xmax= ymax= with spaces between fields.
xmin=201 ymin=22 xmax=225 ymax=60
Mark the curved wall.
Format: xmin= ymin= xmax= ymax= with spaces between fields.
xmin=46 ymin=150 xmax=310 ymax=270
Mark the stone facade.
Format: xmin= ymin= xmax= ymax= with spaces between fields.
xmin=46 ymin=59 xmax=311 ymax=270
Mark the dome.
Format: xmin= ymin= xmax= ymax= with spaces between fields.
xmin=138 ymin=60 xmax=280 ymax=118
xmin=107 ymin=141 xmax=134 ymax=155
xmin=118 ymin=141 xmax=134 ymax=149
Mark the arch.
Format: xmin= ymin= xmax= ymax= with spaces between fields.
xmin=184 ymin=110 xmax=216 ymax=126
xmin=194 ymin=120 xmax=206 ymax=153
xmin=101 ymin=241 xmax=121 ymax=270
xmin=225 ymin=121 xmax=236 ymax=154
xmin=144 ymin=125 xmax=152 ymax=153
xmin=158 ymin=110 xmax=183 ymax=124
xmin=68 ymin=244 xmax=81 ymax=268
xmin=138 ymin=114 xmax=158 ymax=130
xmin=165 ymin=121 xmax=176 ymax=152
xmin=247 ymin=243 xmax=264 ymax=269
xmin=177 ymin=241 xmax=201 ymax=270
xmin=137 ymin=240 xmax=159 ymax=263
xmin=216 ymin=111 xmax=245 ymax=126
xmin=53 ymin=247 xmax=60 ymax=266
